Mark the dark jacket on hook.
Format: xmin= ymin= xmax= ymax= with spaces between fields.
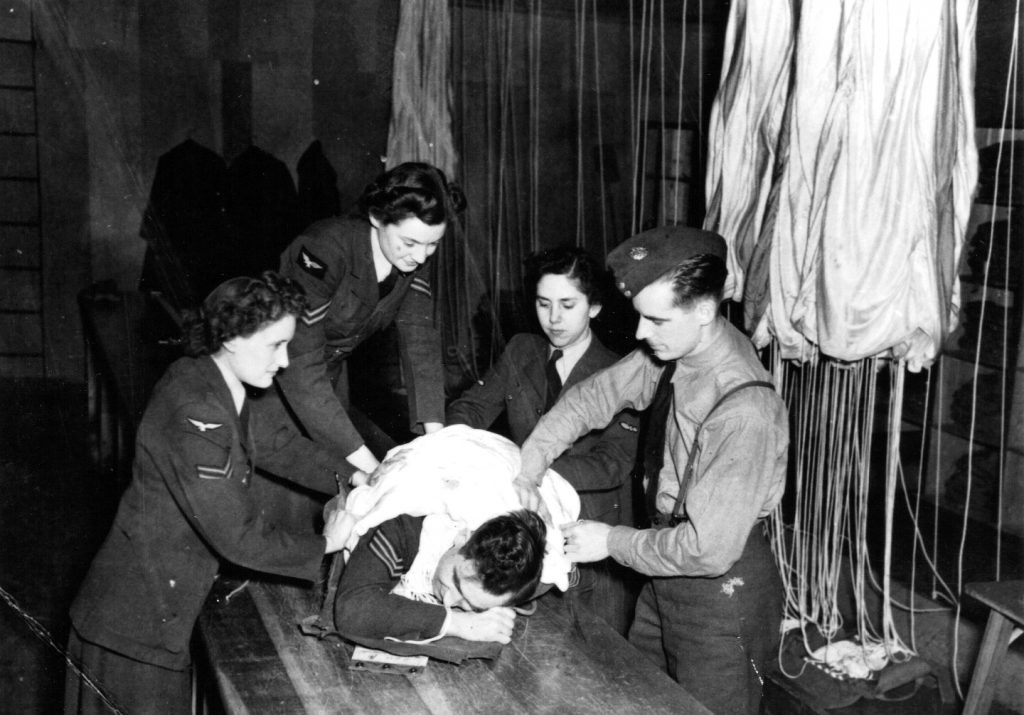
xmin=227 ymin=145 xmax=300 ymax=276
xmin=297 ymin=139 xmax=341 ymax=230
xmin=138 ymin=139 xmax=239 ymax=307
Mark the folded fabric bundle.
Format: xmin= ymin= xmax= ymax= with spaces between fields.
xmin=344 ymin=425 xmax=581 ymax=592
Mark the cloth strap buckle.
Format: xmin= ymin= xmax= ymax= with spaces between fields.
xmin=649 ymin=511 xmax=687 ymax=529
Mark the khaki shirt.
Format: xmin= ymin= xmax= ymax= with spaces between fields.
xmin=521 ymin=319 xmax=788 ymax=578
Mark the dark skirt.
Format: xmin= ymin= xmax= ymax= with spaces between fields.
xmin=628 ymin=525 xmax=784 ymax=715
xmin=64 ymin=627 xmax=191 ymax=715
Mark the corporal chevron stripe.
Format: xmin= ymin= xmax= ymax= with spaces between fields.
xmin=301 ymin=301 xmax=331 ymax=326
xmin=410 ymin=277 xmax=432 ymax=297
xmin=368 ymin=531 xmax=404 ymax=578
xmin=197 ymin=456 xmax=234 ymax=481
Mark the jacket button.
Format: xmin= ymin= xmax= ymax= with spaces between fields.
xmin=535 ymin=408 xmax=542 ymax=415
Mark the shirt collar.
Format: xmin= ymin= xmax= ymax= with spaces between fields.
xmin=552 ymin=331 xmax=592 ymax=382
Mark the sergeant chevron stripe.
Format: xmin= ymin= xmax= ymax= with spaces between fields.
xmin=368 ymin=531 xmax=404 ymax=578
xmin=410 ymin=277 xmax=431 ymax=297
xmin=302 ymin=301 xmax=331 ymax=326
xmin=197 ymin=456 xmax=233 ymax=481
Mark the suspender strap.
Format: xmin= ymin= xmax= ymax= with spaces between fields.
xmin=663 ymin=380 xmax=777 ymax=525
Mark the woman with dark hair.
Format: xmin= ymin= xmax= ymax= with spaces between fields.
xmin=271 ymin=161 xmax=467 ymax=478
xmin=65 ymin=272 xmax=354 ymax=715
xmin=446 ymin=245 xmax=641 ymax=635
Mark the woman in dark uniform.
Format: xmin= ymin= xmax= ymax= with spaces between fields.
xmin=446 ymin=246 xmax=641 ymax=635
xmin=271 ymin=161 xmax=466 ymax=477
xmin=64 ymin=272 xmax=354 ymax=715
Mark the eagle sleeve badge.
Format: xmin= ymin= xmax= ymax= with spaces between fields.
xmin=187 ymin=417 xmax=223 ymax=432
xmin=297 ymin=245 xmax=328 ymax=280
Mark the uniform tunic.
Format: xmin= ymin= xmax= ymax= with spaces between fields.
xmin=67 ymin=356 xmax=344 ymax=713
xmin=275 ymin=216 xmax=444 ymax=455
xmin=447 ymin=333 xmax=641 ymax=633
xmin=334 ymin=515 xmax=449 ymax=642
xmin=521 ymin=319 xmax=788 ymax=714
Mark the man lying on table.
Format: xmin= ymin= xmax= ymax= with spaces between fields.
xmin=334 ymin=510 xmax=546 ymax=644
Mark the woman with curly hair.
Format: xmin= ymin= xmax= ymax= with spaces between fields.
xmin=270 ymin=161 xmax=467 ymax=479
xmin=65 ymin=272 xmax=353 ymax=715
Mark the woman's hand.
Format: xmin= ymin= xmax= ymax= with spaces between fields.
xmin=346 ymin=445 xmax=380 ymax=474
xmin=349 ymin=469 xmax=370 ymax=488
xmin=446 ymin=607 xmax=517 ymax=643
xmin=322 ymin=507 xmax=358 ymax=555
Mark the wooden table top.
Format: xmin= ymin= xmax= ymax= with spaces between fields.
xmin=198 ymin=576 xmax=711 ymax=714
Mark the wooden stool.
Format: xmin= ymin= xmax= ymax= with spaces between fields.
xmin=963 ymin=580 xmax=1024 ymax=715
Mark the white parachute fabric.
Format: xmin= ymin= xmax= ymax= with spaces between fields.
xmin=706 ymin=0 xmax=978 ymax=371
xmin=703 ymin=0 xmax=794 ymax=303
xmin=344 ymin=425 xmax=581 ymax=591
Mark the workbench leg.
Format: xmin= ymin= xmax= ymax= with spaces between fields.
xmin=962 ymin=609 xmax=1013 ymax=715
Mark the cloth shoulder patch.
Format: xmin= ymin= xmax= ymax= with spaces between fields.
xmin=196 ymin=454 xmax=233 ymax=481
xmin=368 ymin=529 xmax=405 ymax=579
xmin=410 ymin=276 xmax=432 ymax=298
xmin=187 ymin=417 xmax=223 ymax=432
xmin=297 ymin=245 xmax=327 ymax=279
xmin=302 ymin=300 xmax=331 ymax=326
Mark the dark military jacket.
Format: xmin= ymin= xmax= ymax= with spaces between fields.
xmin=447 ymin=333 xmax=639 ymax=527
xmin=70 ymin=356 xmax=344 ymax=669
xmin=276 ymin=216 xmax=444 ymax=455
xmin=334 ymin=515 xmax=448 ymax=642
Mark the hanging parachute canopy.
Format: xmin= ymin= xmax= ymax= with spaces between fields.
xmin=705 ymin=0 xmax=978 ymax=371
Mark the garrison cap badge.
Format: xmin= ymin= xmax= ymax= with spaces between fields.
xmin=297 ymin=246 xmax=327 ymax=280
xmin=606 ymin=225 xmax=727 ymax=298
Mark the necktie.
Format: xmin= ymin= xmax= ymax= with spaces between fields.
xmin=378 ymin=266 xmax=400 ymax=299
xmin=635 ymin=361 xmax=677 ymax=525
xmin=544 ymin=349 xmax=564 ymax=412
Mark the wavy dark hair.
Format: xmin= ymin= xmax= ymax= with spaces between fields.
xmin=181 ymin=271 xmax=307 ymax=356
xmin=523 ymin=245 xmax=608 ymax=306
xmin=664 ymin=254 xmax=727 ymax=308
xmin=460 ymin=509 xmax=546 ymax=606
xmin=356 ymin=161 xmax=467 ymax=227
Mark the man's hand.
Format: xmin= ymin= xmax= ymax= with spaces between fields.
xmin=561 ymin=520 xmax=611 ymax=563
xmin=322 ymin=506 xmax=358 ymax=555
xmin=446 ymin=607 xmax=517 ymax=644
xmin=512 ymin=475 xmax=543 ymax=513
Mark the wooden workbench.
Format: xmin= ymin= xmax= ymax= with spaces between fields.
xmin=197 ymin=576 xmax=711 ymax=714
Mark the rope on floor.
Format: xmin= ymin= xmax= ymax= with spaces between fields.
xmin=0 ymin=583 xmax=125 ymax=714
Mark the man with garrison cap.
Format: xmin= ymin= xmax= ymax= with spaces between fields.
xmin=515 ymin=226 xmax=788 ymax=715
